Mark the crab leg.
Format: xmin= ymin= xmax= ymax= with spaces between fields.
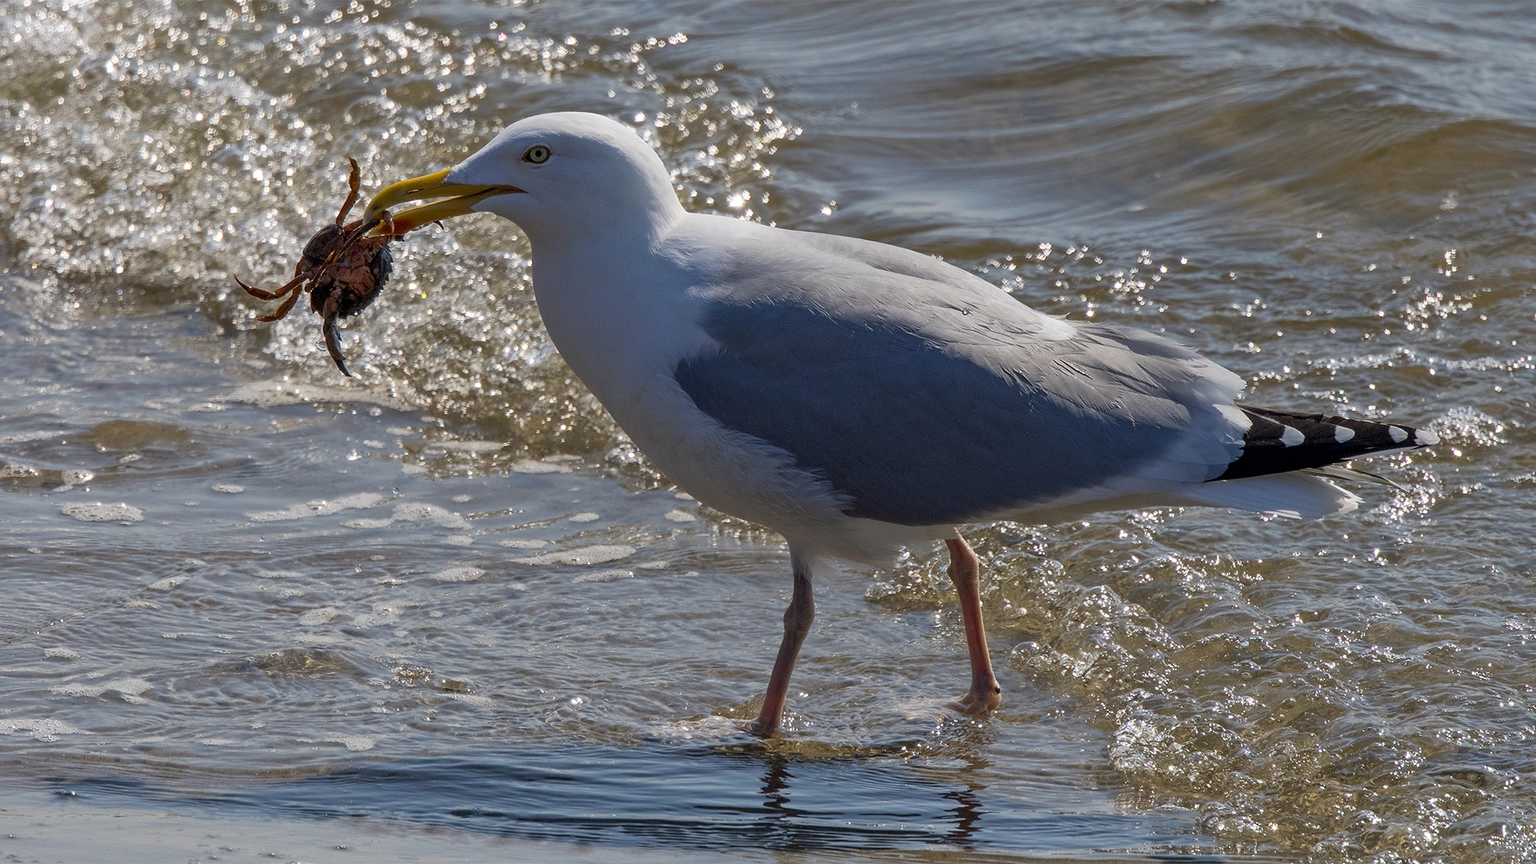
xmin=336 ymin=215 xmax=384 ymax=251
xmin=234 ymin=273 xmax=301 ymax=302
xmin=256 ymin=281 xmax=306 ymax=322
xmin=334 ymin=158 xmax=362 ymax=226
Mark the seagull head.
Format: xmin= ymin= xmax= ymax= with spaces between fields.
xmin=364 ymin=112 xmax=684 ymax=245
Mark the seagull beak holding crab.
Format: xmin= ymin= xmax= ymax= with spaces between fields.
xmin=235 ymin=159 xmax=523 ymax=376
xmin=361 ymin=168 xmax=525 ymax=234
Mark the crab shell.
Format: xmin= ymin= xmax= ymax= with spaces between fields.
xmin=298 ymin=224 xmax=396 ymax=319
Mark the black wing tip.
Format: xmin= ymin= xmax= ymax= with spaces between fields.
xmin=1211 ymin=406 xmax=1436 ymax=482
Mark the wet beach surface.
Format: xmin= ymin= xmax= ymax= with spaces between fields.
xmin=1 ymin=1 xmax=1532 ymax=860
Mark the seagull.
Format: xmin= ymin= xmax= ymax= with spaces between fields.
xmin=363 ymin=112 xmax=1438 ymax=737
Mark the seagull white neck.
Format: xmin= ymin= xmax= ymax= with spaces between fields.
xmin=527 ymin=226 xmax=709 ymax=416
xmin=517 ymin=200 xmax=682 ymax=256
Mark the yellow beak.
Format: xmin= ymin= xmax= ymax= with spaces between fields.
xmin=362 ymin=168 xmax=523 ymax=235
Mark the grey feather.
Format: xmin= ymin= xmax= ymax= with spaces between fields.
xmin=673 ymin=227 xmax=1243 ymax=526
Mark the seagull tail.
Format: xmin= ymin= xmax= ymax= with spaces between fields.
xmin=1179 ymin=406 xmax=1439 ymax=519
xmin=1211 ymin=407 xmax=1438 ymax=482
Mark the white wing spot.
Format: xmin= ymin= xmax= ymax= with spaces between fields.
xmin=1216 ymin=403 xmax=1252 ymax=432
xmin=1388 ymin=426 xmax=1409 ymax=444
xmin=1280 ymin=425 xmax=1305 ymax=447
xmin=1333 ymin=426 xmax=1355 ymax=444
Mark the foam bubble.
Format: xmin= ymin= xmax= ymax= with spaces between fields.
xmin=343 ymin=517 xmax=395 ymax=529
xmin=52 ymin=677 xmax=152 ymax=699
xmin=220 ymin=381 xmax=408 ymax=410
xmin=329 ymin=736 xmax=376 ymax=751
xmin=509 ymin=545 xmax=636 ymax=566
xmin=429 ymin=440 xmax=504 ymax=453
xmin=245 ymin=492 xmax=385 ymax=522
xmin=298 ymin=607 xmax=341 ymax=626
xmin=60 ymin=502 xmax=144 ymax=522
xmin=430 ymin=566 xmax=485 ymax=582
xmin=446 ymin=693 xmax=494 ymax=707
xmin=0 ymin=718 xmax=85 ymax=741
xmin=341 ymin=503 xmax=475 ymax=531
xmin=497 ymin=538 xmax=549 ymax=549
xmin=510 ymin=459 xmax=571 ymax=474
xmin=57 ymin=469 xmax=93 ymax=489
xmin=573 ymin=569 xmax=635 ymax=583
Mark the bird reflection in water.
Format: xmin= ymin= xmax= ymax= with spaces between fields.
xmin=758 ymin=754 xmax=798 ymax=821
xmin=751 ymin=751 xmax=990 ymax=849
xmin=941 ymin=786 xmax=987 ymax=846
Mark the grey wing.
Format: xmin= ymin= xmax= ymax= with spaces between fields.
xmin=674 ymin=241 xmax=1244 ymax=526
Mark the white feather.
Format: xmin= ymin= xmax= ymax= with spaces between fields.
xmin=1182 ymin=473 xmax=1360 ymax=519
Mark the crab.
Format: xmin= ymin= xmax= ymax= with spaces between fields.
xmin=235 ymin=158 xmax=399 ymax=377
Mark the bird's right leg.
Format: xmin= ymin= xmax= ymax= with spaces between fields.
xmin=741 ymin=549 xmax=815 ymax=737
xmin=945 ymin=535 xmax=1002 ymax=714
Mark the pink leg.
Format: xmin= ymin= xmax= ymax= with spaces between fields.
xmin=945 ymin=536 xmax=1001 ymax=714
xmin=742 ymin=552 xmax=815 ymax=737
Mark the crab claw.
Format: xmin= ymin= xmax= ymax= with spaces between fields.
xmin=320 ymin=298 xmax=352 ymax=377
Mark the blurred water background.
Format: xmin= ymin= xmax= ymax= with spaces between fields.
xmin=0 ymin=1 xmax=1532 ymax=861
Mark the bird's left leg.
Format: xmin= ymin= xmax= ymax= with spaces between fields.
xmin=945 ymin=535 xmax=1001 ymax=713
xmin=741 ymin=549 xmax=815 ymax=737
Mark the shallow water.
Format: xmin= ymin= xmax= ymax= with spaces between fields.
xmin=0 ymin=0 xmax=1531 ymax=860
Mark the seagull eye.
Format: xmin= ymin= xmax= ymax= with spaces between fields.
xmin=522 ymin=145 xmax=551 ymax=164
